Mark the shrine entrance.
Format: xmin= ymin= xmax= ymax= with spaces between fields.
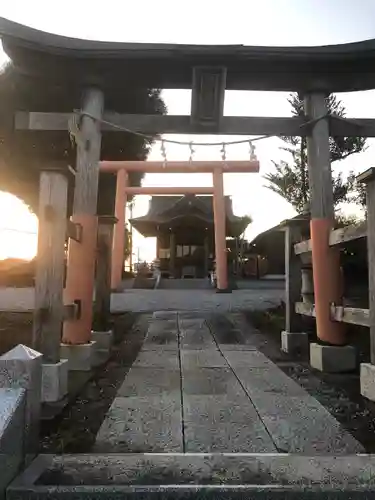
xmin=2 ymin=15 xmax=375 ymax=404
xmin=98 ymin=160 xmax=259 ymax=291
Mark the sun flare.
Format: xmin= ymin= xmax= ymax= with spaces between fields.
xmin=0 ymin=192 xmax=38 ymax=260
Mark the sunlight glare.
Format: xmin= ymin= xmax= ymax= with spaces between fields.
xmin=0 ymin=192 xmax=38 ymax=260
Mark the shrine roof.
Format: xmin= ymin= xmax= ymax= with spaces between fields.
xmin=130 ymin=195 xmax=247 ymax=237
xmin=2 ymin=17 xmax=375 ymax=92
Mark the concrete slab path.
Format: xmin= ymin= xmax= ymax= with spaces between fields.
xmin=94 ymin=311 xmax=363 ymax=454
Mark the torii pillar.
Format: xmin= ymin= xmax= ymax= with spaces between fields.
xmin=304 ymin=92 xmax=355 ymax=372
xmin=111 ymin=169 xmax=128 ymax=290
xmin=213 ymin=168 xmax=229 ymax=291
xmin=62 ymin=88 xmax=104 ymax=350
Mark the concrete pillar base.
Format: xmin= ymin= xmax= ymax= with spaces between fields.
xmin=60 ymin=341 xmax=97 ymax=371
xmin=310 ymin=342 xmax=356 ymax=373
xmin=91 ymin=329 xmax=113 ymax=350
xmin=281 ymin=331 xmax=309 ymax=355
xmin=91 ymin=330 xmax=113 ymax=367
xmin=41 ymin=360 xmax=68 ymax=403
xmin=360 ymin=363 xmax=375 ymax=401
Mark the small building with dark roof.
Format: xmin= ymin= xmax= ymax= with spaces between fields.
xmin=130 ymin=194 xmax=250 ymax=278
xmin=247 ymin=214 xmax=309 ymax=277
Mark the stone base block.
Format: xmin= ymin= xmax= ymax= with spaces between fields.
xmin=41 ymin=360 xmax=68 ymax=403
xmin=0 ymin=388 xmax=25 ymax=495
xmin=60 ymin=342 xmax=97 ymax=371
xmin=360 ymin=363 xmax=375 ymax=401
xmin=91 ymin=330 xmax=113 ymax=367
xmin=310 ymin=343 xmax=356 ymax=373
xmin=281 ymin=331 xmax=309 ymax=354
xmin=91 ymin=330 xmax=113 ymax=350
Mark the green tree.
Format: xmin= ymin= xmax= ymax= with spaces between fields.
xmin=0 ymin=63 xmax=166 ymax=214
xmin=264 ymin=93 xmax=366 ymax=214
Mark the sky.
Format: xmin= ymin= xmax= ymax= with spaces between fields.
xmin=1 ymin=0 xmax=375 ymax=261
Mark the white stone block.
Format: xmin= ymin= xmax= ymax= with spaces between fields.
xmin=0 ymin=388 xmax=26 ymax=495
xmin=310 ymin=342 xmax=356 ymax=373
xmin=360 ymin=363 xmax=375 ymax=401
xmin=91 ymin=330 xmax=113 ymax=350
xmin=281 ymin=331 xmax=309 ymax=354
xmin=0 ymin=344 xmax=42 ymax=460
xmin=60 ymin=341 xmax=97 ymax=371
xmin=41 ymin=360 xmax=68 ymax=403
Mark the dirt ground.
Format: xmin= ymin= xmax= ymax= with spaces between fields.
xmin=247 ymin=305 xmax=375 ymax=453
xmin=0 ymin=312 xmax=33 ymax=354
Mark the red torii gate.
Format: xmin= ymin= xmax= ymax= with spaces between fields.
xmin=62 ymin=159 xmax=259 ymax=345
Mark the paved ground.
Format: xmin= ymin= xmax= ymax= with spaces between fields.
xmin=111 ymin=288 xmax=283 ymax=313
xmin=0 ymin=286 xmax=284 ymax=313
xmin=94 ymin=311 xmax=363 ymax=454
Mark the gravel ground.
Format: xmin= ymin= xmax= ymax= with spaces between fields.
xmin=40 ymin=313 xmax=147 ymax=453
xmin=243 ymin=309 xmax=375 ymax=453
xmin=111 ymin=288 xmax=284 ymax=313
xmin=0 ymin=286 xmax=284 ymax=314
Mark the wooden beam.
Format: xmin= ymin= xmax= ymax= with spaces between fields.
xmin=295 ymin=302 xmax=369 ymax=327
xmin=285 ymin=224 xmax=303 ymax=332
xmin=63 ymin=302 xmax=81 ymax=321
xmin=191 ymin=67 xmax=226 ymax=127
xmin=305 ymin=94 xmax=334 ymax=219
xmin=294 ymin=222 xmax=367 ymax=255
xmin=73 ymin=90 xmax=104 ymax=214
xmin=329 ymin=221 xmax=367 ymax=246
xmin=32 ymin=170 xmax=68 ymax=363
xmin=294 ymin=239 xmax=312 ymax=255
xmin=295 ymin=301 xmax=316 ymax=318
xmin=100 ymin=160 xmax=259 ymax=173
xmin=14 ymin=111 xmax=305 ymax=135
xmin=330 ymin=305 xmax=369 ymax=328
xmin=15 ymin=111 xmax=375 ymax=137
xmin=124 ymin=186 xmax=214 ymax=195
xmin=66 ymin=220 xmax=82 ymax=242
xmin=16 ymin=110 xmax=375 ymax=137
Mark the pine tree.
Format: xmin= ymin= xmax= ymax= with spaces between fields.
xmin=264 ymin=93 xmax=366 ymax=214
xmin=0 ymin=63 xmax=166 ymax=213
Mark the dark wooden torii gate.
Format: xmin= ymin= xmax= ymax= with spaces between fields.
xmin=1 ymin=17 xmax=375 ymax=401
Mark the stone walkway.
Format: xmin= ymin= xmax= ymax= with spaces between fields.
xmin=94 ymin=311 xmax=363 ymax=454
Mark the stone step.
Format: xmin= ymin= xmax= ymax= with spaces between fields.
xmin=7 ymin=453 xmax=375 ymax=498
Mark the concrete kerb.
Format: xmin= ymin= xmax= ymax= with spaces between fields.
xmin=7 ymin=453 xmax=375 ymax=498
